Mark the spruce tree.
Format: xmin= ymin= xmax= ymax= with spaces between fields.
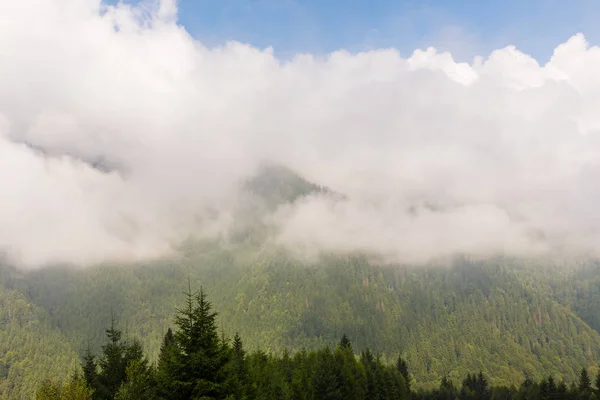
xmin=579 ymin=367 xmax=591 ymax=393
xmin=338 ymin=334 xmax=352 ymax=352
xmin=230 ymin=332 xmax=251 ymax=400
xmin=97 ymin=317 xmax=127 ymax=399
xmin=172 ymin=286 xmax=230 ymax=399
xmin=313 ymin=347 xmax=342 ymax=400
xmin=395 ymin=356 xmax=411 ymax=393
xmin=156 ymin=328 xmax=183 ymax=399
xmin=81 ymin=345 xmax=99 ymax=398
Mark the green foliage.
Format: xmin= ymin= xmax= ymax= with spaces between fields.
xmin=114 ymin=360 xmax=155 ymax=400
xmin=33 ymin=288 xmax=600 ymax=400
xmin=396 ymin=356 xmax=411 ymax=392
xmin=170 ymin=286 xmax=230 ymax=399
xmin=2 ymin=253 xmax=600 ymax=397
xmin=579 ymin=367 xmax=592 ymax=393
xmin=35 ymin=375 xmax=93 ymax=400
xmin=0 ymin=287 xmax=78 ymax=399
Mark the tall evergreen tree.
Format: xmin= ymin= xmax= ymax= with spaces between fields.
xmin=97 ymin=317 xmax=127 ymax=399
xmin=579 ymin=367 xmax=592 ymax=393
xmin=334 ymin=337 xmax=366 ymax=400
xmin=171 ymin=286 xmax=231 ymax=399
xmin=313 ymin=347 xmax=342 ymax=400
xmin=81 ymin=345 xmax=99 ymax=398
xmin=338 ymin=334 xmax=352 ymax=352
xmin=155 ymin=327 xmax=183 ymax=399
xmin=396 ymin=356 xmax=411 ymax=393
xmin=230 ymin=332 xmax=251 ymax=400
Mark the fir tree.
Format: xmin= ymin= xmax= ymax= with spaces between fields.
xmin=396 ymin=356 xmax=411 ymax=393
xmin=338 ymin=334 xmax=352 ymax=352
xmin=155 ymin=327 xmax=183 ymax=399
xmin=97 ymin=316 xmax=127 ymax=399
xmin=579 ymin=367 xmax=591 ymax=393
xmin=313 ymin=347 xmax=342 ymax=400
xmin=81 ymin=345 xmax=98 ymax=398
xmin=172 ymin=286 xmax=230 ymax=399
xmin=230 ymin=332 xmax=251 ymax=400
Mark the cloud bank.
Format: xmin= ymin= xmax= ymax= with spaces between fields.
xmin=2 ymin=0 xmax=600 ymax=267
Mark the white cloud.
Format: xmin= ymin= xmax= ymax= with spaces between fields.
xmin=2 ymin=0 xmax=600 ymax=267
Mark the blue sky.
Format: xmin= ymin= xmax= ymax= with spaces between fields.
xmin=109 ymin=0 xmax=600 ymax=62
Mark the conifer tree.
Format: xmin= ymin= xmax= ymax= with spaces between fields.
xmin=81 ymin=345 xmax=99 ymax=398
xmin=156 ymin=327 xmax=183 ymax=399
xmin=396 ymin=356 xmax=411 ymax=393
xmin=114 ymin=360 xmax=155 ymax=400
xmin=579 ymin=367 xmax=592 ymax=393
xmin=97 ymin=317 xmax=127 ymax=399
xmin=334 ymin=335 xmax=366 ymax=400
xmin=171 ymin=286 xmax=230 ymax=399
xmin=338 ymin=334 xmax=352 ymax=352
xmin=230 ymin=332 xmax=251 ymax=400
xmin=313 ymin=347 xmax=342 ymax=400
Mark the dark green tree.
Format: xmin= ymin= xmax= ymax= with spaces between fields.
xmin=313 ymin=347 xmax=342 ymax=400
xmin=460 ymin=372 xmax=490 ymax=400
xmin=155 ymin=328 xmax=183 ymax=399
xmin=579 ymin=367 xmax=592 ymax=393
xmin=171 ymin=286 xmax=231 ymax=399
xmin=97 ymin=317 xmax=127 ymax=399
xmin=338 ymin=334 xmax=352 ymax=352
xmin=81 ymin=345 xmax=99 ymax=398
xmin=334 ymin=343 xmax=366 ymax=400
xmin=229 ymin=332 xmax=251 ymax=400
xmin=396 ymin=356 xmax=411 ymax=393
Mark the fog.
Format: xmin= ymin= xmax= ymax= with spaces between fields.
xmin=2 ymin=0 xmax=600 ymax=267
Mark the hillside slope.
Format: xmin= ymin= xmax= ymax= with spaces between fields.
xmin=0 ymin=282 xmax=79 ymax=399
xmin=2 ymin=251 xmax=599 ymax=396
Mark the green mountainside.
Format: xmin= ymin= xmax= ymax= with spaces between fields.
xmin=1 ymin=166 xmax=600 ymax=398
xmin=1 ymin=252 xmax=600 ymax=398
xmin=0 ymin=279 xmax=79 ymax=399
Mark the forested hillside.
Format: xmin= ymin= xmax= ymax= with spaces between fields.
xmin=1 ymin=251 xmax=600 ymax=398
xmin=33 ymin=285 xmax=600 ymax=400
xmin=0 ymin=284 xmax=79 ymax=399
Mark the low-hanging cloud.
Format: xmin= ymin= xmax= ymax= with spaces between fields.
xmin=2 ymin=0 xmax=600 ymax=267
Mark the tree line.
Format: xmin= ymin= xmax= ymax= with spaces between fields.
xmin=36 ymin=286 xmax=600 ymax=400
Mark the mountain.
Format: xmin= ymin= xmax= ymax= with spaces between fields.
xmin=0 ymin=167 xmax=600 ymax=398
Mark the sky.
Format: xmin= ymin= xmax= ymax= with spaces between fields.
xmin=5 ymin=0 xmax=600 ymax=268
xmin=106 ymin=0 xmax=600 ymax=62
